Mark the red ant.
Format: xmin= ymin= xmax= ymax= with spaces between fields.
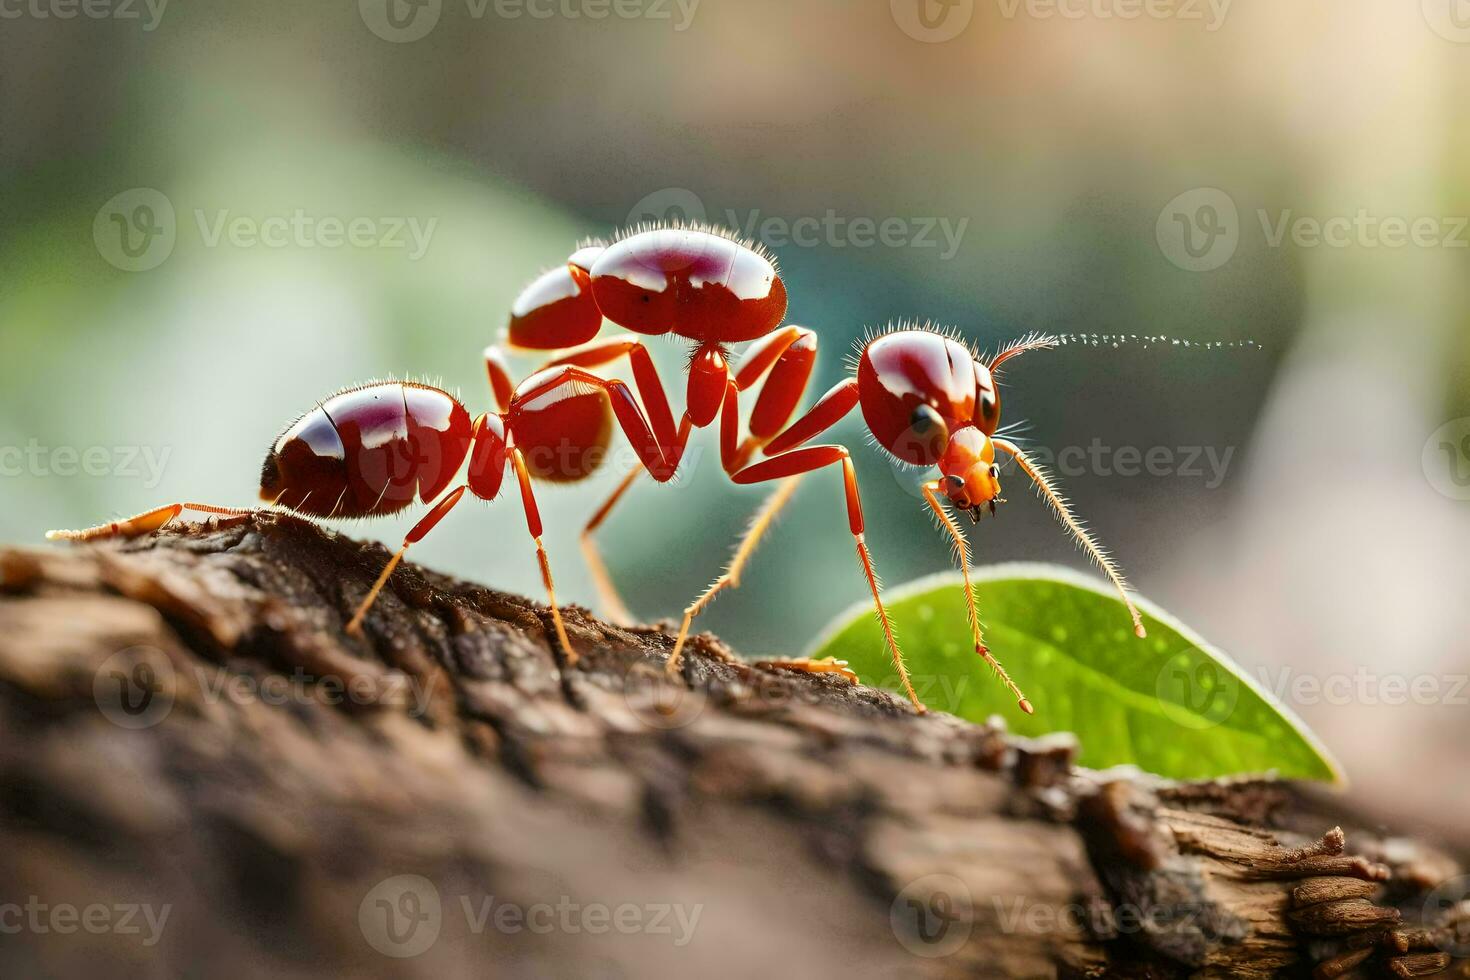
xmin=496 ymin=225 xmax=1147 ymax=715
xmin=45 ymin=361 xmax=682 ymax=662
xmin=704 ymin=324 xmax=1151 ymax=713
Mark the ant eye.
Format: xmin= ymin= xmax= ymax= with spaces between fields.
xmin=976 ymin=388 xmax=1001 ymax=434
xmin=911 ymin=404 xmax=941 ymax=433
xmin=990 ymin=465 xmax=999 ymax=480
xmin=946 ymin=475 xmax=964 ymax=490
xmin=909 ymin=404 xmax=950 ymax=460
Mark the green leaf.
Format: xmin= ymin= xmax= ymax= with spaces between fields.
xmin=806 ymin=563 xmax=1342 ymax=784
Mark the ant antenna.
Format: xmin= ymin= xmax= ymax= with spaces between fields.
xmin=1053 ymin=333 xmax=1263 ymax=351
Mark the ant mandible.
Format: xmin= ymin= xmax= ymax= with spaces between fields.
xmin=46 ymin=358 xmax=682 ymax=663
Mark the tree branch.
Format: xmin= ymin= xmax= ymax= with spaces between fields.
xmin=0 ymin=514 xmax=1463 ymax=978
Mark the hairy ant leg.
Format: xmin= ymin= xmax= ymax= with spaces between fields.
xmin=721 ymin=444 xmax=921 ymax=712
xmin=664 ymin=329 xmax=823 ymax=669
xmin=346 ymin=486 xmax=468 ymax=635
xmin=920 ymin=480 xmax=1032 ymax=714
xmin=993 ymin=437 xmax=1147 ymax=639
xmin=508 ymin=447 xmax=578 ymax=664
xmin=667 ymin=378 xmax=863 ymax=679
xmin=47 ymin=502 xmax=256 ymax=542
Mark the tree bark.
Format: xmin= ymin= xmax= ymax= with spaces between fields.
xmin=0 ymin=514 xmax=1463 ymax=979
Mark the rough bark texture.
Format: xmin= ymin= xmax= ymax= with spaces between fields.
xmin=0 ymin=514 xmax=1464 ymax=979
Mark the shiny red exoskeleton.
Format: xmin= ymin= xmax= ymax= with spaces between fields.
xmin=48 ymin=358 xmax=679 ymax=661
xmin=496 ymin=225 xmax=826 ymax=639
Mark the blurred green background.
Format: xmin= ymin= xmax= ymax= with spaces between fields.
xmin=2 ymin=0 xmax=1467 ymax=836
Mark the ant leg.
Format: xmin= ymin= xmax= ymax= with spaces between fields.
xmin=753 ymin=657 xmax=859 ymax=683
xmin=535 ymin=338 xmax=686 ymax=622
xmin=921 ymin=480 xmax=1033 ymax=714
xmin=666 ymin=475 xmax=801 ymax=673
xmin=484 ymin=347 xmax=516 ymax=411
xmin=345 ymin=487 xmax=468 ymax=635
xmin=580 ymin=466 xmax=641 ymax=624
xmin=760 ymin=379 xmax=860 ymax=457
xmin=514 ymin=365 xmax=687 ymax=481
xmin=734 ymin=326 xmax=817 ymax=465
xmin=47 ymin=502 xmax=255 ymax=542
xmin=687 ymin=444 xmax=924 ymax=714
xmin=541 ymin=337 xmax=679 ymax=453
xmin=509 ymin=448 xmax=578 ymax=665
xmin=993 ymin=437 xmax=1147 ymax=639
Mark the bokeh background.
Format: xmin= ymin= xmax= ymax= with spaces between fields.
xmin=2 ymin=0 xmax=1467 ymax=841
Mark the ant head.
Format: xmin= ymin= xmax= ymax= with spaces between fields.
xmin=937 ymin=426 xmax=1002 ymax=519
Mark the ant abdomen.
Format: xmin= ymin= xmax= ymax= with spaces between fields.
xmin=589 ymin=227 xmax=787 ymax=345
xmin=260 ymin=382 xmax=473 ymax=519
